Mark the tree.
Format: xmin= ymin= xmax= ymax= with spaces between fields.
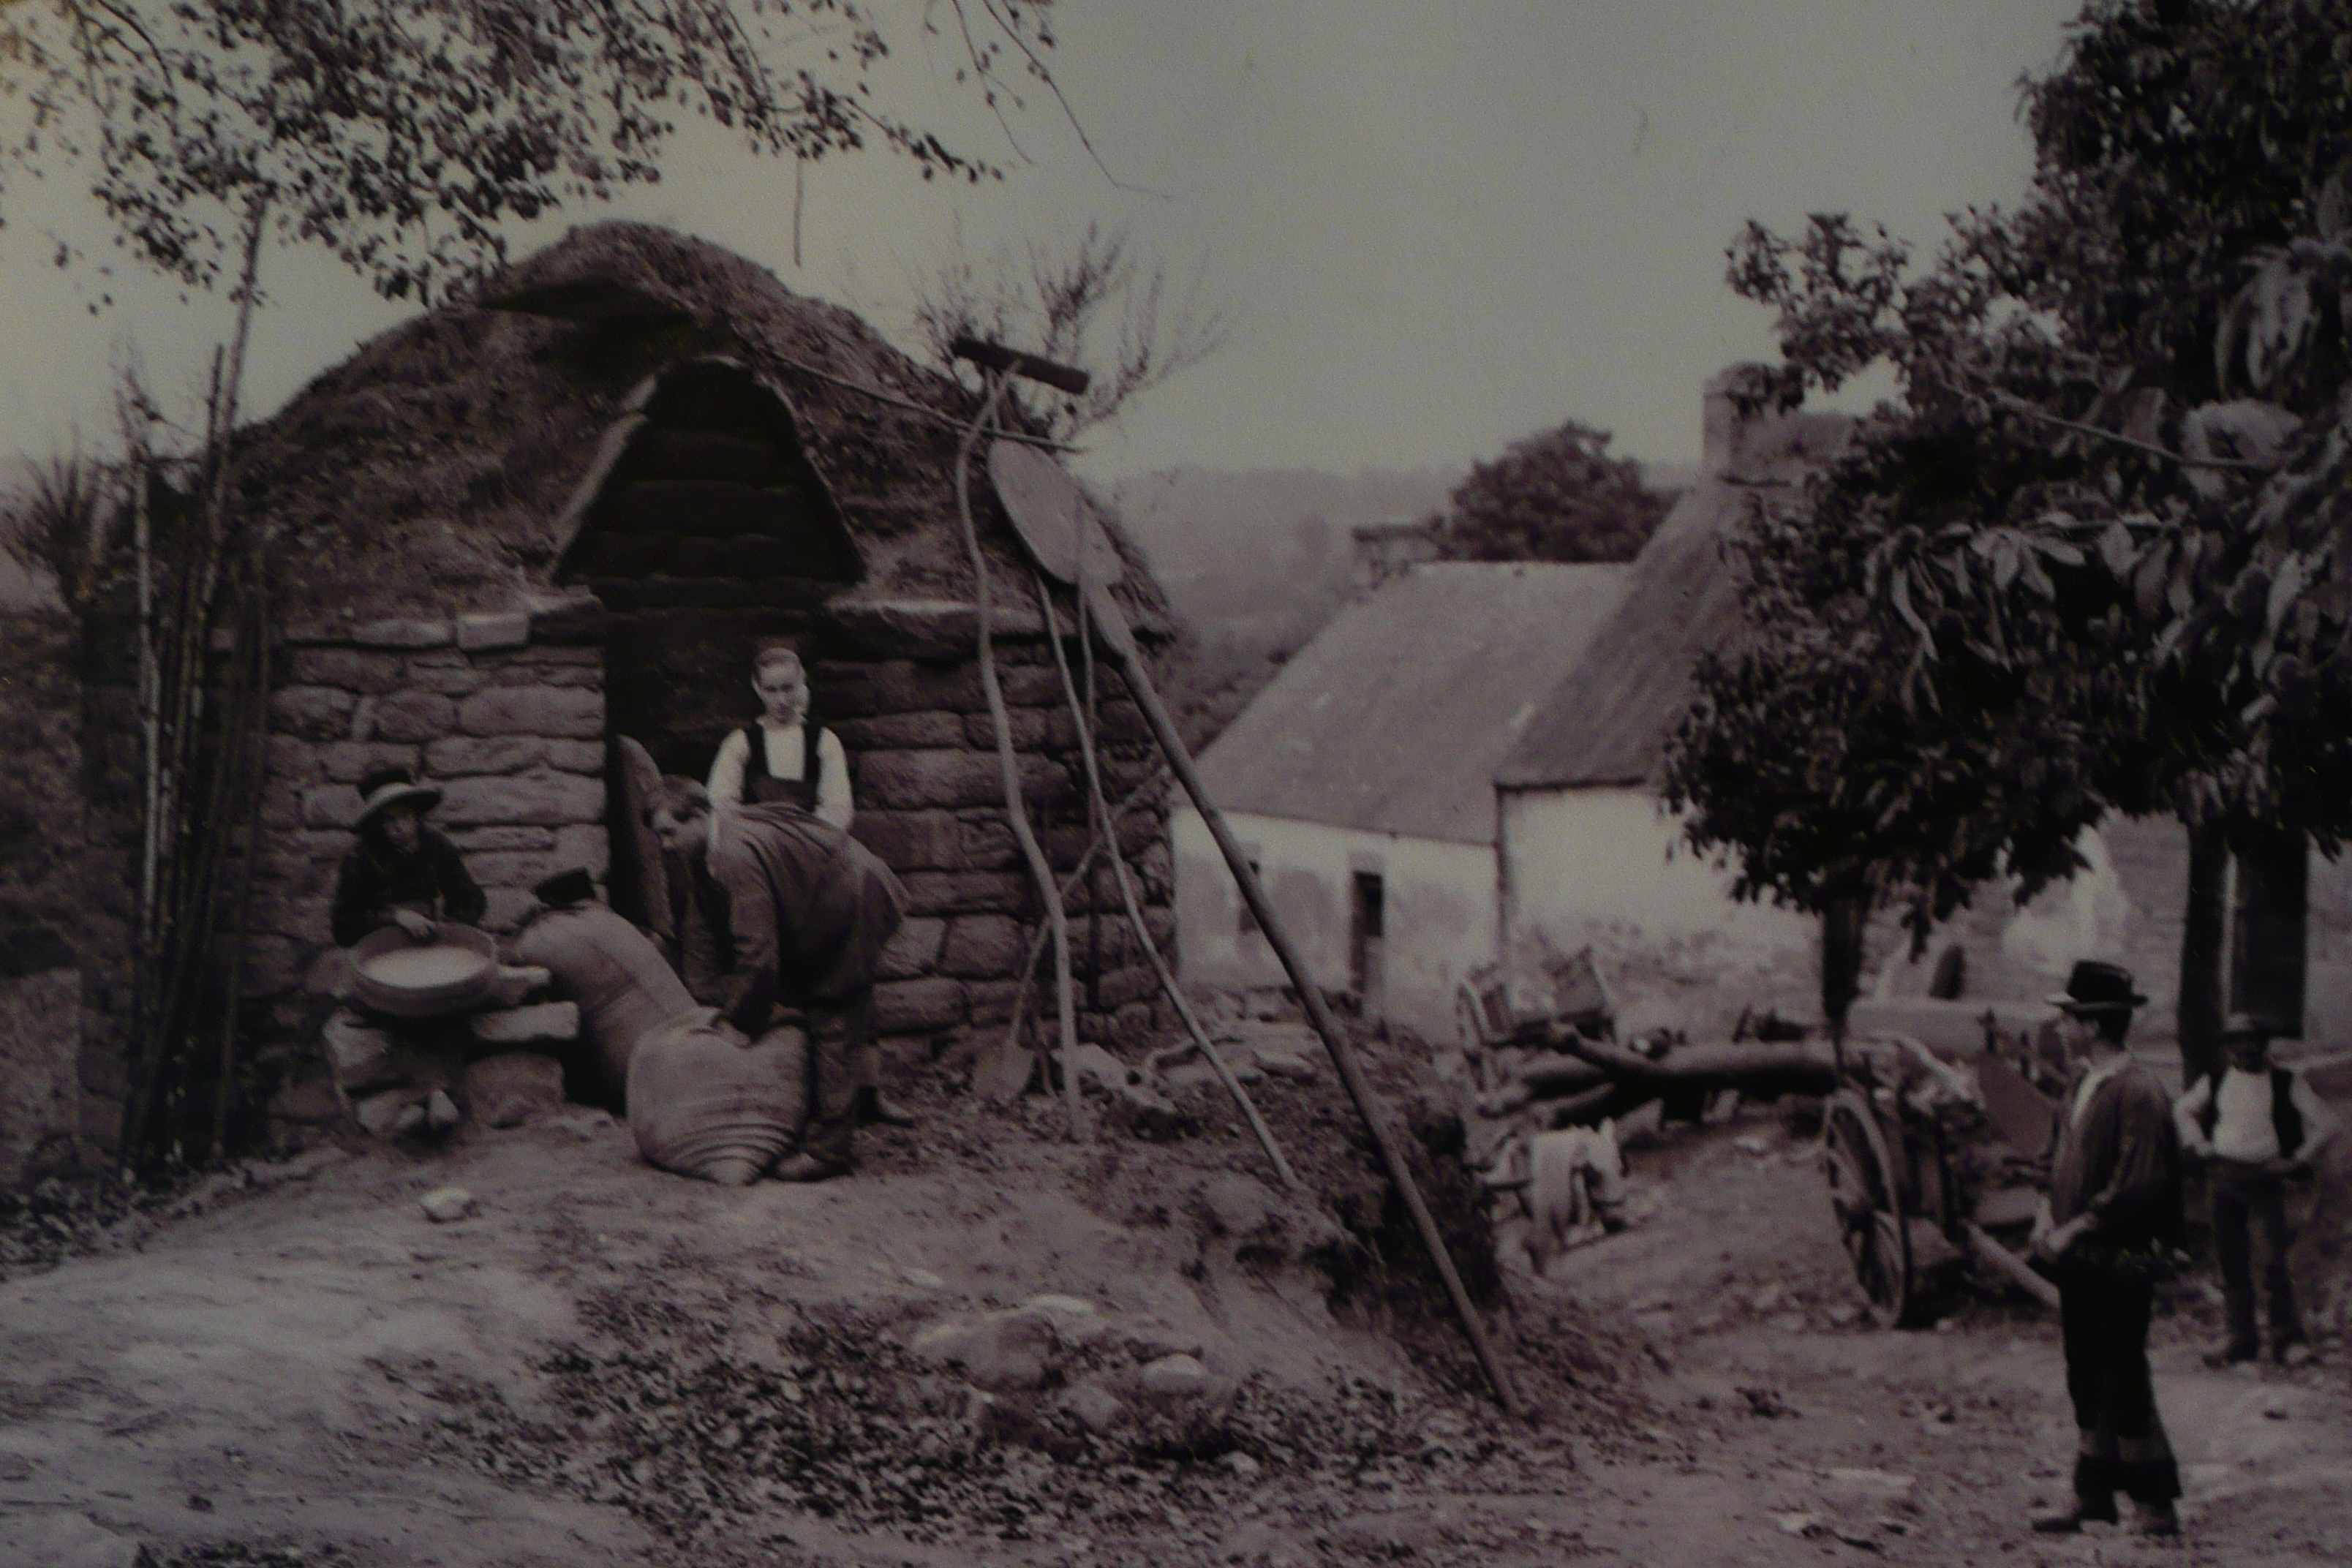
xmin=1661 ymin=0 xmax=2352 ymax=1075
xmin=0 ymin=1 xmax=1077 ymax=304
xmin=913 ymin=219 xmax=1227 ymax=440
xmin=1431 ymin=420 xmax=1667 ymax=564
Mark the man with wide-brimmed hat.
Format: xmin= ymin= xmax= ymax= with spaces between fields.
xmin=329 ymin=766 xmax=486 ymax=948
xmin=2174 ymin=1012 xmax=2341 ymax=1368
xmin=2029 ymin=960 xmax=2186 ymax=1539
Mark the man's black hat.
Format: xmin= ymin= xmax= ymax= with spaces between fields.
xmin=532 ymin=867 xmax=598 ymax=908
xmin=2046 ymin=959 xmax=2147 ymax=1015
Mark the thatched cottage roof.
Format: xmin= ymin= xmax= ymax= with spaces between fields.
xmin=1496 ymin=400 xmax=1852 ymax=793
xmin=1197 ymin=562 xmax=1629 ymax=845
xmin=233 ymin=222 xmax=1169 ymax=630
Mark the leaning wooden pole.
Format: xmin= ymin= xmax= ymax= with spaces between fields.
xmin=951 ymin=372 xmax=1088 ymax=1139
xmin=1089 ymin=607 xmax=1524 ymax=1417
xmin=1036 ymin=579 xmax=1302 ymax=1191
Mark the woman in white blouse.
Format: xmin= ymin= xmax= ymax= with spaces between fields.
xmin=701 ymin=642 xmax=914 ymax=1128
xmin=706 ymin=644 xmax=853 ymax=829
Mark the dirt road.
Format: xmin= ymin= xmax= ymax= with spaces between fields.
xmin=2 ymin=1091 xmax=2346 ymax=1568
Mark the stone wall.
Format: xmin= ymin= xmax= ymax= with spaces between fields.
xmin=244 ymin=610 xmax=608 ymax=1135
xmin=0 ymin=611 xmax=105 ymax=1175
xmin=816 ymin=633 xmax=1178 ymax=1073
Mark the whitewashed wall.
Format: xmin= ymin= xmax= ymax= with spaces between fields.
xmin=1173 ymin=807 xmax=1498 ymax=1040
xmin=1498 ymin=785 xmax=1820 ymax=1035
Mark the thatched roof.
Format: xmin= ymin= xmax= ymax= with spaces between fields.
xmin=1496 ymin=406 xmax=1852 ymax=792
xmin=233 ymin=221 xmax=1171 ymax=629
xmin=1197 ymin=562 xmax=1629 ymax=844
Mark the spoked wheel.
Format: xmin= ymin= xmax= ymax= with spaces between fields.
xmin=1821 ymin=1088 xmax=1918 ymax=1327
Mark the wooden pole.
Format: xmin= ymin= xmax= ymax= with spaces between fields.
xmin=951 ymin=372 xmax=1088 ymax=1139
xmin=1085 ymin=592 xmax=1525 ymax=1417
xmin=1036 ymin=580 xmax=1301 ymax=1191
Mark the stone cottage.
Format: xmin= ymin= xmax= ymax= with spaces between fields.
xmin=15 ymin=220 xmax=1183 ymax=1176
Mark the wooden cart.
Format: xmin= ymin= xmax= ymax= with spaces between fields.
xmin=1820 ymin=1029 xmax=2060 ymax=1326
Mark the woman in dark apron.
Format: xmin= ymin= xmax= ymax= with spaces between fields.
xmin=702 ymin=643 xmax=915 ymax=1128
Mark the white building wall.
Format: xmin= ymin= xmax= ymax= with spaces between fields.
xmin=1499 ymin=785 xmax=1820 ymax=1036
xmin=1172 ymin=807 xmax=1498 ymax=1040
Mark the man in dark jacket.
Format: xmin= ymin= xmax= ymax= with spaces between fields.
xmin=649 ymin=777 xmax=905 ymax=1181
xmin=330 ymin=767 xmax=486 ymax=948
xmin=2029 ymin=961 xmax=2185 ymax=1539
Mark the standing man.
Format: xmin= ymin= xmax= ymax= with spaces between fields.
xmin=2174 ymin=1014 xmax=2342 ymax=1368
xmin=649 ymin=778 xmax=906 ymax=1182
xmin=2029 ymin=960 xmax=2186 ymax=1539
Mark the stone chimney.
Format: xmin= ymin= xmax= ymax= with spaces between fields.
xmin=1702 ymin=362 xmax=1776 ymax=480
xmin=1350 ymin=516 xmax=1443 ymax=596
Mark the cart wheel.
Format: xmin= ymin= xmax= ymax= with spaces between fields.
xmin=1821 ymin=1088 xmax=1918 ymax=1327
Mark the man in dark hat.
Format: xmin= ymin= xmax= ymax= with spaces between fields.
xmin=329 ymin=766 xmax=486 ymax=948
xmin=2174 ymin=1013 xmax=2341 ymax=1368
xmin=2029 ymin=960 xmax=2186 ymax=1539
xmin=647 ymin=777 xmax=906 ymax=1182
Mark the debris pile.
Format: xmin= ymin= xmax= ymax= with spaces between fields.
xmin=415 ymin=1308 xmax=1575 ymax=1557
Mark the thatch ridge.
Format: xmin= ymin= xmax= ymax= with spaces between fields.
xmin=232 ymin=221 xmax=1172 ymax=630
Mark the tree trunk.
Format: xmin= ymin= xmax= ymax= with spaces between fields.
xmin=2179 ymin=818 xmax=2229 ymax=1087
xmin=1821 ymin=895 xmax=1870 ymax=1036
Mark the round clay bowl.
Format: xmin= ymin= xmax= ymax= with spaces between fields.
xmin=350 ymin=924 xmax=498 ymax=1017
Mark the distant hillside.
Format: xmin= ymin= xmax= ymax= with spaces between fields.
xmin=1109 ymin=466 xmax=1458 ymax=746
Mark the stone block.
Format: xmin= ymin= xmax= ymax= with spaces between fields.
xmin=966 ymin=979 xmax=1025 ymax=1025
xmin=482 ymin=887 xmax=538 ymax=933
xmin=876 ymin=917 xmax=947 ymax=981
xmin=366 ymin=690 xmax=459 ymax=745
xmin=351 ymin=617 xmax=453 ymax=649
xmin=856 ymin=750 xmax=1068 ymax=812
xmin=290 ymin=647 xmax=404 ymax=695
xmin=898 ymin=871 xmax=1035 ymax=918
xmin=554 ymin=823 xmax=610 ymax=878
xmin=458 ymin=686 xmax=603 ymax=739
xmin=872 ymin=976 xmax=966 ymax=1034
xmin=469 ymin=1001 xmax=579 ymax=1044
xmin=957 ymin=815 xmax=1021 ymax=871
xmin=263 ymin=897 xmax=333 ymax=943
xmin=821 ymin=598 xmax=1045 ymax=660
xmin=833 ymin=711 xmax=967 ymax=749
xmin=301 ymin=784 xmax=366 ymax=831
xmin=402 ymin=659 xmax=489 ymax=696
xmin=545 ymin=739 xmax=605 ymax=774
xmin=870 ymin=661 xmax=987 ymax=715
xmin=426 ymin=735 xmax=548 ymax=777
xmin=467 ymin=850 xmax=567 ymax=889
xmin=445 ymin=825 xmax=556 ymax=852
xmin=1095 ymin=962 xmax=1159 ymax=1012
xmin=265 ymin=735 xmax=327 ymax=783
xmin=241 ymin=936 xmax=307 ymax=997
xmin=851 ymin=810 xmax=963 ymax=871
xmin=1095 ymin=699 xmax=1153 ymax=745
xmin=940 ymin=914 xmax=1026 ymax=979
xmin=463 ymin=1051 xmax=566 ymax=1127
xmin=271 ymin=686 xmax=358 ymax=741
xmin=323 ymin=1010 xmax=404 ymax=1094
xmin=434 ymin=771 xmax=605 ymax=827
xmin=316 ymin=741 xmax=421 ymax=783
xmin=965 ymin=707 xmax=1054 ymax=750
xmin=456 ymin=611 xmax=531 ymax=651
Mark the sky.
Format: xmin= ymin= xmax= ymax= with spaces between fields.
xmin=0 ymin=0 xmax=2087 ymax=509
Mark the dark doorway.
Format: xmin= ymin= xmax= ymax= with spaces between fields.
xmin=2228 ymin=830 xmax=2307 ymax=1036
xmin=1349 ymin=869 xmax=1385 ymax=1006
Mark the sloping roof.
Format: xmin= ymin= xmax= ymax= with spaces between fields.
xmin=1196 ymin=562 xmax=1630 ymax=845
xmin=230 ymin=221 xmax=1169 ymax=628
xmin=1496 ymin=410 xmax=1852 ymax=791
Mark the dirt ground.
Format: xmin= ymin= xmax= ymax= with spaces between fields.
xmin=4 ymin=1065 xmax=2348 ymax=1568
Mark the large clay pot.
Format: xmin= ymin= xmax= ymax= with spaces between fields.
xmin=625 ymin=1019 xmax=809 ymax=1186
